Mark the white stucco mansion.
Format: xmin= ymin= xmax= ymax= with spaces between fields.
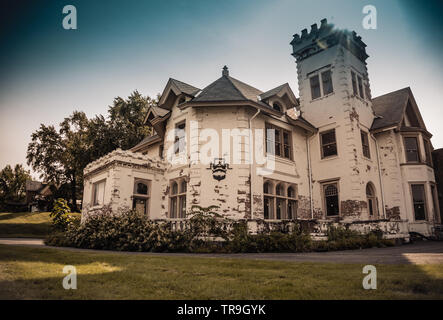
xmin=82 ymin=19 xmax=441 ymax=239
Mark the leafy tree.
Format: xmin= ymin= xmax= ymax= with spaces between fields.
xmin=27 ymin=91 xmax=158 ymax=211
xmin=0 ymin=164 xmax=32 ymax=203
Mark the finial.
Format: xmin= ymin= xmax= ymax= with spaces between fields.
xmin=222 ymin=65 xmax=229 ymax=77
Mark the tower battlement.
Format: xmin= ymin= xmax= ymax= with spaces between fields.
xmin=290 ymin=19 xmax=369 ymax=63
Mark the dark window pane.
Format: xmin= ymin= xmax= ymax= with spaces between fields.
xmin=310 ymin=75 xmax=321 ymax=100
xmin=404 ymin=137 xmax=419 ymax=162
xmin=136 ymin=183 xmax=148 ymax=195
xmin=411 ymin=184 xmax=426 ymax=221
xmin=321 ymin=130 xmax=338 ymax=158
xmin=321 ymin=131 xmax=336 ymax=145
xmin=273 ymin=103 xmax=281 ymax=112
xmin=321 ymin=70 xmax=333 ymax=95
xmin=351 ymin=72 xmax=358 ymax=96
xmin=325 ymin=184 xmax=339 ymax=216
xmin=361 ymin=131 xmax=370 ymax=158
xmin=358 ymin=76 xmax=364 ymax=98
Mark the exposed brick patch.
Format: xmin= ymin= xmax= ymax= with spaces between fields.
xmin=340 ymin=200 xmax=366 ymax=218
xmin=386 ymin=206 xmax=401 ymax=220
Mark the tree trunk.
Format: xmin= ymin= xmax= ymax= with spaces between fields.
xmin=71 ymin=175 xmax=78 ymax=212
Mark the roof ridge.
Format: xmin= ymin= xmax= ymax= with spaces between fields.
xmin=225 ymin=76 xmax=249 ymax=100
xmin=372 ymin=87 xmax=410 ymax=100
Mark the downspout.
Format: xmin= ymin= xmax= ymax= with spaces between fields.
xmin=249 ymin=108 xmax=261 ymax=220
xmin=306 ymin=133 xmax=315 ymax=219
xmin=371 ymin=133 xmax=386 ymax=219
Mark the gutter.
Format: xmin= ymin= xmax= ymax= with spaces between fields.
xmin=306 ymin=133 xmax=315 ymax=219
xmin=249 ymin=108 xmax=261 ymax=220
xmin=371 ymin=132 xmax=386 ymax=219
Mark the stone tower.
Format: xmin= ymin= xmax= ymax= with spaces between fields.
xmin=290 ymin=19 xmax=383 ymax=221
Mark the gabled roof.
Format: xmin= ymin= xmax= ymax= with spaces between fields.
xmin=259 ymin=83 xmax=288 ymax=100
xmin=371 ymin=87 xmax=428 ymax=132
xmin=158 ymin=78 xmax=200 ymax=108
xmin=130 ymin=134 xmax=161 ymax=152
xmin=170 ymin=78 xmax=200 ymax=96
xmin=193 ymin=75 xmax=263 ymax=102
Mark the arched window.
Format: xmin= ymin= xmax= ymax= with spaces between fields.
xmin=132 ymin=179 xmax=151 ymax=217
xmin=273 ymin=103 xmax=282 ymax=112
xmin=264 ymin=180 xmax=297 ymax=220
xmin=323 ymin=183 xmax=339 ymax=217
xmin=366 ymin=183 xmax=377 ymax=217
xmin=276 ymin=184 xmax=284 ymax=196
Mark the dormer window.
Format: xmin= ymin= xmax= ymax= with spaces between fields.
xmin=272 ymin=103 xmax=282 ymax=112
xmin=178 ymin=97 xmax=186 ymax=105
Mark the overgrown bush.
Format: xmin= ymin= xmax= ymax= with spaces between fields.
xmin=46 ymin=206 xmax=395 ymax=253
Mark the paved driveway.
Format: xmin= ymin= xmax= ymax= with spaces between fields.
xmin=1 ymin=238 xmax=443 ymax=265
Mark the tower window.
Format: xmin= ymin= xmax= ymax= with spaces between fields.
xmin=361 ymin=131 xmax=371 ymax=159
xmin=310 ymin=75 xmax=321 ymax=100
xmin=320 ymin=129 xmax=337 ymax=158
xmin=357 ymin=76 xmax=364 ymax=99
xmin=321 ymin=70 xmax=333 ymax=95
xmin=351 ymin=72 xmax=358 ymax=96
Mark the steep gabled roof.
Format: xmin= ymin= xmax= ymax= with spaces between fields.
xmin=193 ymin=75 xmax=263 ymax=102
xmin=371 ymin=87 xmax=411 ymax=131
xmin=259 ymin=83 xmax=288 ymax=100
xmin=170 ymin=78 xmax=200 ymax=96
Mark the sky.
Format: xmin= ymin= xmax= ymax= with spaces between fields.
xmin=1 ymin=0 xmax=443 ymax=176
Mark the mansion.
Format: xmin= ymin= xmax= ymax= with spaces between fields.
xmin=82 ymin=19 xmax=441 ymax=239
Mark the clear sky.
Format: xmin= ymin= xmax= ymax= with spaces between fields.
xmin=1 ymin=0 xmax=442 ymax=175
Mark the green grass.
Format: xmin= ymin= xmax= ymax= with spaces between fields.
xmin=0 ymin=212 xmax=80 ymax=238
xmin=0 ymin=244 xmax=442 ymax=299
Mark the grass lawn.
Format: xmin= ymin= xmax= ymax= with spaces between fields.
xmin=0 ymin=244 xmax=442 ymax=299
xmin=0 ymin=212 xmax=80 ymax=238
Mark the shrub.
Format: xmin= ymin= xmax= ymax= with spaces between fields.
xmin=46 ymin=206 xmax=396 ymax=253
xmin=49 ymin=198 xmax=74 ymax=231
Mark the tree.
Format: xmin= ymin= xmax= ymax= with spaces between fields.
xmin=27 ymin=91 xmax=158 ymax=211
xmin=0 ymin=164 xmax=31 ymax=203
xmin=27 ymin=111 xmax=89 ymax=212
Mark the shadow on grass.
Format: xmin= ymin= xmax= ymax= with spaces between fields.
xmin=0 ymin=244 xmax=443 ymax=299
xmin=0 ymin=223 xmax=50 ymax=237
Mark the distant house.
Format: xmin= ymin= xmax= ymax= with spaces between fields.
xmin=25 ymin=180 xmax=52 ymax=212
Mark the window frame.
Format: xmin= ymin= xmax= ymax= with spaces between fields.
xmin=92 ymin=179 xmax=106 ymax=207
xmin=310 ymin=74 xmax=321 ymax=100
xmin=169 ymin=178 xmax=187 ymax=219
xmin=403 ymin=136 xmax=421 ymax=163
xmin=410 ymin=184 xmax=427 ymax=221
xmin=360 ymin=130 xmax=371 ymax=159
xmin=423 ymin=139 xmax=433 ymax=167
xmin=265 ymin=123 xmax=293 ymax=161
xmin=263 ymin=180 xmax=297 ymax=220
xmin=132 ymin=178 xmax=151 ymax=216
xmin=174 ymin=121 xmax=186 ymax=155
xmin=321 ymin=70 xmax=334 ymax=95
xmin=320 ymin=129 xmax=338 ymax=159
xmin=322 ymin=181 xmax=340 ymax=217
